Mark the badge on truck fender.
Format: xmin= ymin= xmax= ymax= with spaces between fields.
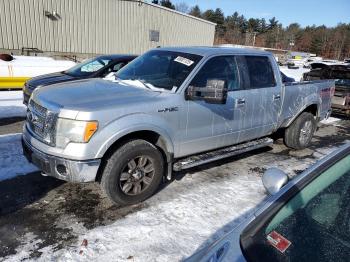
xmin=267 ymin=231 xmax=291 ymax=253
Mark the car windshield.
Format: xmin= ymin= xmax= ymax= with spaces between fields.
xmin=241 ymin=153 xmax=350 ymax=262
xmin=65 ymin=57 xmax=112 ymax=77
xmin=116 ymin=50 xmax=202 ymax=91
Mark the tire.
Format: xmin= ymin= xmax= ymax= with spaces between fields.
xmin=101 ymin=139 xmax=164 ymax=205
xmin=284 ymin=112 xmax=317 ymax=149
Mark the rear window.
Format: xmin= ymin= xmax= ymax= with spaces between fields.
xmin=245 ymin=56 xmax=276 ymax=88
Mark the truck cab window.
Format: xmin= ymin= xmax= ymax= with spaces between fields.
xmin=245 ymin=56 xmax=276 ymax=88
xmin=190 ymin=56 xmax=240 ymax=91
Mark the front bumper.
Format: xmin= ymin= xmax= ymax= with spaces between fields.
xmin=22 ymin=135 xmax=101 ymax=182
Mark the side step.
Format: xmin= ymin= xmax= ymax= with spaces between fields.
xmin=173 ymin=137 xmax=273 ymax=172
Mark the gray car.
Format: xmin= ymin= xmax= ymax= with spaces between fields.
xmin=186 ymin=142 xmax=350 ymax=262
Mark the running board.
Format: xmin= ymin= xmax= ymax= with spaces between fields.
xmin=173 ymin=138 xmax=273 ymax=172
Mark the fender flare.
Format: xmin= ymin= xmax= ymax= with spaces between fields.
xmin=95 ymin=115 xmax=175 ymax=161
xmin=284 ymin=101 xmax=321 ymax=127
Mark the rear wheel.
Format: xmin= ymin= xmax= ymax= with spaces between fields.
xmin=101 ymin=139 xmax=164 ymax=205
xmin=284 ymin=112 xmax=317 ymax=149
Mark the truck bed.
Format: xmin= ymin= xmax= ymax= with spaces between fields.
xmin=280 ymin=80 xmax=334 ymax=127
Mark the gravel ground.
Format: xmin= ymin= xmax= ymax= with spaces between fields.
xmin=0 ymin=115 xmax=349 ymax=261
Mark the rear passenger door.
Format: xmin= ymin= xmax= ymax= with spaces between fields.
xmin=236 ymin=55 xmax=281 ymax=141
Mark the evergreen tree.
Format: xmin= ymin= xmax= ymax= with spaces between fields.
xmin=160 ymin=0 xmax=175 ymax=10
xmin=189 ymin=5 xmax=201 ymax=18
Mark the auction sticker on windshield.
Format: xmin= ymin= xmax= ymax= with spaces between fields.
xmin=267 ymin=231 xmax=291 ymax=253
xmin=174 ymin=56 xmax=194 ymax=66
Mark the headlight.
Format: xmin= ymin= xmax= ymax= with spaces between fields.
xmin=55 ymin=118 xmax=98 ymax=148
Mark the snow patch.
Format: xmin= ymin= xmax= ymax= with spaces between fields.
xmin=320 ymin=116 xmax=341 ymax=124
xmin=0 ymin=133 xmax=38 ymax=181
xmin=5 ymin=141 xmax=341 ymax=262
xmin=0 ymin=91 xmax=26 ymax=118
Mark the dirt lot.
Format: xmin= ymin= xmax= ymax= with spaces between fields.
xmin=0 ymin=115 xmax=349 ymax=261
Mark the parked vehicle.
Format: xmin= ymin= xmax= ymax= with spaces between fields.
xmin=186 ymin=142 xmax=350 ymax=262
xmin=23 ymin=54 xmax=137 ymax=104
xmin=303 ymin=64 xmax=350 ymax=115
xmin=286 ymin=51 xmax=310 ymax=68
xmin=303 ymin=56 xmax=322 ymax=68
xmin=22 ymin=47 xmax=334 ymax=205
xmin=332 ymin=79 xmax=350 ymax=115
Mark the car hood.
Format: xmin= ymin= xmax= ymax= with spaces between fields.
xmin=27 ymin=71 xmax=78 ymax=89
xmin=33 ymin=78 xmax=161 ymax=112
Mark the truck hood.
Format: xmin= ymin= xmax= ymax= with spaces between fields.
xmin=27 ymin=71 xmax=78 ymax=90
xmin=33 ymin=78 xmax=161 ymax=111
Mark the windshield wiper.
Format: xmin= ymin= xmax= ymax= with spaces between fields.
xmin=130 ymin=79 xmax=153 ymax=89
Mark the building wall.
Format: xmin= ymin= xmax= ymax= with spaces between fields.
xmin=0 ymin=0 xmax=216 ymax=57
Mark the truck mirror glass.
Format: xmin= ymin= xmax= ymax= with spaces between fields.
xmin=185 ymin=79 xmax=228 ymax=104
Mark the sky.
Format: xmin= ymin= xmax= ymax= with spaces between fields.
xmin=170 ymin=0 xmax=350 ymax=28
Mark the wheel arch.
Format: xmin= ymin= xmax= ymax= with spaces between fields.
xmin=95 ymin=128 xmax=174 ymax=182
xmin=284 ymin=103 xmax=320 ymax=128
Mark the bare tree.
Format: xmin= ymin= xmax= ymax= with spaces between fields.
xmin=175 ymin=2 xmax=189 ymax=13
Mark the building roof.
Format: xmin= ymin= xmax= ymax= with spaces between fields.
xmin=145 ymin=2 xmax=216 ymax=26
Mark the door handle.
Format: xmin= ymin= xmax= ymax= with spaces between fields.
xmin=273 ymin=94 xmax=281 ymax=100
xmin=235 ymin=98 xmax=246 ymax=106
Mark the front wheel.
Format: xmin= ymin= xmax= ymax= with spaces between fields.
xmin=284 ymin=112 xmax=317 ymax=149
xmin=101 ymin=139 xmax=164 ymax=205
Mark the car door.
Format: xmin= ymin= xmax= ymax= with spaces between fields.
xmin=179 ymin=55 xmax=244 ymax=156
xmin=235 ymin=55 xmax=281 ymax=142
xmin=242 ymin=152 xmax=350 ymax=262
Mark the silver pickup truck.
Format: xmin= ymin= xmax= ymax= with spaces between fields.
xmin=22 ymin=47 xmax=334 ymax=205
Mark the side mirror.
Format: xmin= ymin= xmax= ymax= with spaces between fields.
xmin=262 ymin=168 xmax=289 ymax=195
xmin=185 ymin=79 xmax=228 ymax=104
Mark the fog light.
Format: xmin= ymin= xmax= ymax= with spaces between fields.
xmin=56 ymin=164 xmax=67 ymax=175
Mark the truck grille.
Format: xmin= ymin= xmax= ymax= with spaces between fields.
xmin=27 ymin=100 xmax=57 ymax=145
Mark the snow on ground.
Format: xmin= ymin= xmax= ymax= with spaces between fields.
xmin=0 ymin=89 xmax=344 ymax=261
xmin=0 ymin=133 xmax=38 ymax=181
xmin=279 ymin=66 xmax=310 ymax=81
xmin=321 ymin=116 xmax=341 ymax=124
xmin=0 ymin=91 xmax=26 ymax=118
xmin=3 ymin=137 xmax=342 ymax=261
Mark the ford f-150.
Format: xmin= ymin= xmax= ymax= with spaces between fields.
xmin=22 ymin=47 xmax=334 ymax=205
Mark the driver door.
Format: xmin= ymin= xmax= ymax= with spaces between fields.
xmin=179 ymin=56 xmax=245 ymax=157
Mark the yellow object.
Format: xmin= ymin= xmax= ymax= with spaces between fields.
xmin=0 ymin=77 xmax=30 ymax=90
xmin=293 ymin=55 xmax=303 ymax=60
xmin=84 ymin=121 xmax=99 ymax=142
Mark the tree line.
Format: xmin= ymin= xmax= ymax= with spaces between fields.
xmin=151 ymin=1 xmax=350 ymax=60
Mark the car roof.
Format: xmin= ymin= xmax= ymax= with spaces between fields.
xmin=158 ymin=46 xmax=271 ymax=57
xmin=95 ymin=54 xmax=137 ymax=60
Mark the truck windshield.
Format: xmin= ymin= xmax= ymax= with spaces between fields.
xmin=116 ymin=50 xmax=202 ymax=91
xmin=65 ymin=57 xmax=112 ymax=77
